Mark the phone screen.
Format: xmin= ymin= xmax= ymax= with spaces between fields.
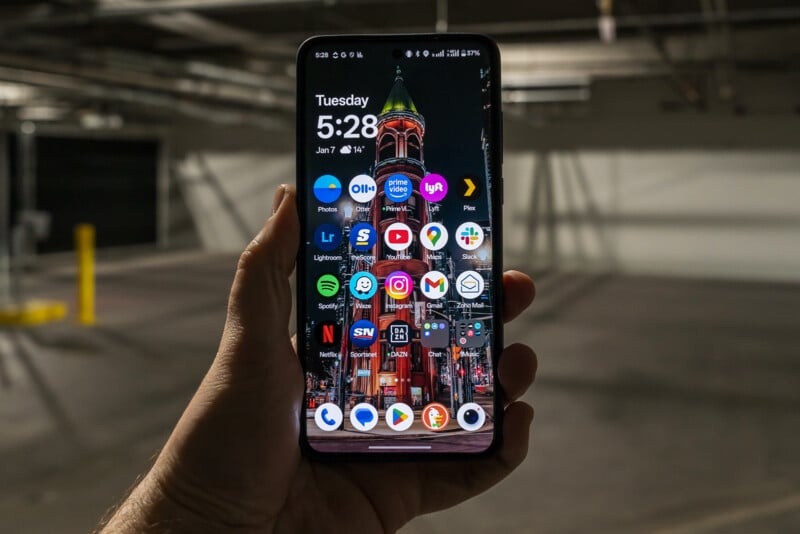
xmin=297 ymin=35 xmax=502 ymax=456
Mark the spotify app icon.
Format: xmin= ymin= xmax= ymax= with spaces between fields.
xmin=316 ymin=274 xmax=340 ymax=298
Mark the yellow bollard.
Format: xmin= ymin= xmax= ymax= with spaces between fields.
xmin=75 ymin=224 xmax=96 ymax=326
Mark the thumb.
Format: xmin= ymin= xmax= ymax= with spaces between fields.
xmin=218 ymin=184 xmax=300 ymax=370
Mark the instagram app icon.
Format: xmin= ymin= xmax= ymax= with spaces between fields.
xmin=420 ymin=174 xmax=448 ymax=202
xmin=385 ymin=271 xmax=413 ymax=300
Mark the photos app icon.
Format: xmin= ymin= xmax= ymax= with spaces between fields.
xmin=313 ymin=174 xmax=342 ymax=204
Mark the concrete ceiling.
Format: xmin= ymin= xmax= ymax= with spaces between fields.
xmin=0 ymin=0 xmax=798 ymax=131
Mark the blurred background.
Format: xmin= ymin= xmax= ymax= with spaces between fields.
xmin=1 ymin=1 xmax=799 ymax=532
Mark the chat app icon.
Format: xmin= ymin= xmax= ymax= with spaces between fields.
xmin=350 ymin=402 xmax=378 ymax=431
xmin=421 ymin=319 xmax=449 ymax=348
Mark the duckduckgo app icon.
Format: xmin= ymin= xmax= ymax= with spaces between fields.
xmin=422 ymin=402 xmax=450 ymax=431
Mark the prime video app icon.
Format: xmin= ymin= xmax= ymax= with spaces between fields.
xmin=384 ymin=173 xmax=412 ymax=203
xmin=314 ymin=174 xmax=342 ymax=203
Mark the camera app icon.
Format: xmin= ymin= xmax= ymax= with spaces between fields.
xmin=456 ymin=402 xmax=486 ymax=432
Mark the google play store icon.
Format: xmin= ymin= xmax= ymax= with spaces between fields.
xmin=386 ymin=402 xmax=414 ymax=431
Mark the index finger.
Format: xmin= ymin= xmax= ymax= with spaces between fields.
xmin=503 ymin=270 xmax=536 ymax=323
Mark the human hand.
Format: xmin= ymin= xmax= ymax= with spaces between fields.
xmin=100 ymin=184 xmax=538 ymax=534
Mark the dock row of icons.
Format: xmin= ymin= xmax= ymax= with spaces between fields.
xmin=313 ymin=401 xmax=486 ymax=432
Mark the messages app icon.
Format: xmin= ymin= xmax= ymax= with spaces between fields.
xmin=350 ymin=402 xmax=378 ymax=431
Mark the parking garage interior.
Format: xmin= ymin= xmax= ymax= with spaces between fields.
xmin=1 ymin=1 xmax=800 ymax=533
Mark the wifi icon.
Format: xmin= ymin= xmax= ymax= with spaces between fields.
xmin=316 ymin=274 xmax=340 ymax=298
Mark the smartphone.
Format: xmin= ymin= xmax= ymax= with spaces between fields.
xmin=296 ymin=34 xmax=503 ymax=458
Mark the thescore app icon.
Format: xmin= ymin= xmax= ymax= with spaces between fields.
xmin=349 ymin=222 xmax=377 ymax=252
xmin=348 ymin=174 xmax=377 ymax=203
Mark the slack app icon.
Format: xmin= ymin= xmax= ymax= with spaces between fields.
xmin=315 ymin=321 xmax=341 ymax=347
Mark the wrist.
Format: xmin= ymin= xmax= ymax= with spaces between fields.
xmin=99 ymin=467 xmax=264 ymax=534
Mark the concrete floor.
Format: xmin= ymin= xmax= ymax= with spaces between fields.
xmin=1 ymin=251 xmax=799 ymax=533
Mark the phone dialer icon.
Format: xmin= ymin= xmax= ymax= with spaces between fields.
xmin=314 ymin=402 xmax=343 ymax=432
xmin=457 ymin=320 xmax=485 ymax=348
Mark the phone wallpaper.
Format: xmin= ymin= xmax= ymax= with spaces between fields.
xmin=301 ymin=41 xmax=498 ymax=453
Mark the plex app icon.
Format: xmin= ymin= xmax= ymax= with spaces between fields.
xmin=459 ymin=176 xmax=482 ymax=200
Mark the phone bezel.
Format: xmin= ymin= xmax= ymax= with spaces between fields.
xmin=296 ymin=33 xmax=504 ymax=460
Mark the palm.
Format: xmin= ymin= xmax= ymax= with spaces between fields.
xmin=101 ymin=188 xmax=536 ymax=534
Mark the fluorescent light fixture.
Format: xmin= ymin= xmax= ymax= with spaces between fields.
xmin=17 ymin=105 xmax=70 ymax=121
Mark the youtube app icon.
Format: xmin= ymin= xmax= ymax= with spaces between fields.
xmin=384 ymin=222 xmax=412 ymax=251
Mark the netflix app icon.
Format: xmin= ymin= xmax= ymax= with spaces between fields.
xmin=314 ymin=321 xmax=342 ymax=347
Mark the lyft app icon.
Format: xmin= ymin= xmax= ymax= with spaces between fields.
xmin=420 ymin=174 xmax=448 ymax=202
